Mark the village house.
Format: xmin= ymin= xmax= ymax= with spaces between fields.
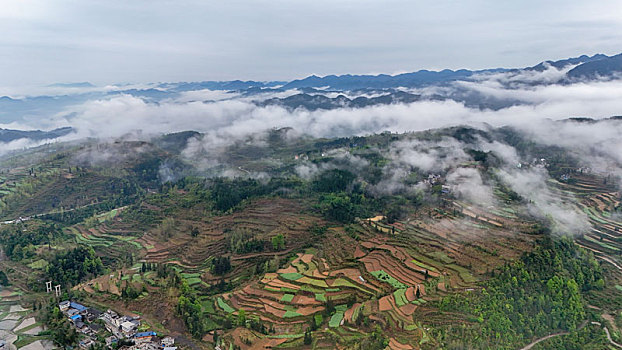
xmin=59 ymin=301 xmax=166 ymax=348
xmin=59 ymin=300 xmax=71 ymax=312
xmin=160 ymin=337 xmax=175 ymax=347
xmin=121 ymin=320 xmax=138 ymax=337
xmin=70 ymin=302 xmax=88 ymax=315
xmin=74 ymin=320 xmax=86 ymax=331
xmin=134 ymin=331 xmax=157 ymax=344
xmin=67 ymin=308 xmax=80 ymax=317
xmin=85 ymin=307 xmax=102 ymax=322
xmin=79 ymin=339 xmax=95 ymax=349
xmin=105 ymin=336 xmax=118 ymax=347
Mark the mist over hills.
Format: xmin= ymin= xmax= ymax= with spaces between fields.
xmin=2 ymin=52 xmax=622 ymax=149
xmin=0 ymin=127 xmax=73 ymax=143
xmin=1 ymin=51 xmax=622 ymax=350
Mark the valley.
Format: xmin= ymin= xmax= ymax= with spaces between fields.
xmin=0 ymin=122 xmax=619 ymax=349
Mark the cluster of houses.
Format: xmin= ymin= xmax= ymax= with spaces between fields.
xmin=59 ymin=300 xmax=176 ymax=350
xmin=423 ymin=174 xmax=442 ymax=185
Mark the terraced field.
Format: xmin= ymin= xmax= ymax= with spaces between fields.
xmin=65 ymin=217 xmax=144 ymax=265
xmin=552 ymin=174 xmax=622 ymax=269
xmin=139 ymin=198 xmax=325 ymax=285
xmin=209 ymin=197 xmax=540 ymax=347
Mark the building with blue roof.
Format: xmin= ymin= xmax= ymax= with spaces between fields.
xmin=70 ymin=301 xmax=87 ymax=312
xmin=70 ymin=314 xmax=82 ymax=322
xmin=134 ymin=331 xmax=157 ymax=338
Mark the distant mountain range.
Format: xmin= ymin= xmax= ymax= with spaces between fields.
xmin=179 ymin=52 xmax=618 ymax=92
xmin=567 ymin=53 xmax=622 ymax=79
xmin=1 ymin=52 xmax=622 ymax=122
xmin=258 ymin=91 xmax=426 ymax=111
xmin=0 ymin=127 xmax=73 ymax=143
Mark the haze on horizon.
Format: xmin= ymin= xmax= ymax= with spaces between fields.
xmin=2 ymin=0 xmax=622 ymax=87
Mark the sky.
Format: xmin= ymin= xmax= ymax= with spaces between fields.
xmin=1 ymin=0 xmax=622 ymax=86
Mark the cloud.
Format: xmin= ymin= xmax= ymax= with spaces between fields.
xmin=0 ymin=138 xmax=59 ymax=157
xmin=446 ymin=167 xmax=495 ymax=207
xmin=497 ymin=167 xmax=591 ymax=235
xmin=11 ymin=70 xmax=609 ymax=190
xmin=44 ymin=76 xmax=622 ymax=146
xmin=294 ymin=150 xmax=369 ymax=180
xmin=387 ymin=137 xmax=471 ymax=173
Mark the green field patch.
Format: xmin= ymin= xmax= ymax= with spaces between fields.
xmin=393 ymin=288 xmax=408 ymax=307
xmin=13 ymin=335 xmax=42 ymax=349
xmin=330 ymin=278 xmax=358 ymax=289
xmin=281 ymin=294 xmax=294 ymax=302
xmin=298 ymin=284 xmax=325 ymax=293
xmin=583 ymin=235 xmax=620 ymax=252
xmin=330 ymin=278 xmax=374 ymax=295
xmin=615 ymin=285 xmax=622 ymax=292
xmin=200 ymin=298 xmax=215 ymax=313
xmin=427 ymin=251 xmax=454 ymax=264
xmin=280 ymin=272 xmax=304 ymax=281
xmin=217 ymin=297 xmax=235 ymax=313
xmin=329 ymin=312 xmax=344 ymax=327
xmin=447 ymin=264 xmax=478 ymax=283
xmin=15 ymin=322 xmax=42 ymax=334
xmin=283 ymin=310 xmax=302 ymax=318
xmin=370 ymin=270 xmax=407 ymax=289
xmin=583 ymin=207 xmax=609 ymax=224
xmin=279 ymin=287 xmax=298 ymax=293
xmin=298 ymin=276 xmax=329 ymax=288
xmin=411 ymin=259 xmax=437 ymax=272
xmin=28 ymin=259 xmax=48 ymax=269
xmin=335 ymin=304 xmax=348 ymax=312
xmin=314 ymin=314 xmax=323 ymax=327
xmin=185 ymin=277 xmax=202 ymax=286
xmin=268 ymin=334 xmax=304 ymax=339
xmin=131 ymin=274 xmax=142 ymax=283
xmin=315 ymin=293 xmax=326 ymax=302
xmin=326 ymin=288 xmax=340 ymax=292
xmin=182 ymin=272 xmax=201 ymax=278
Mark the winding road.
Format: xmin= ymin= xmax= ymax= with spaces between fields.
xmin=519 ymin=320 xmax=622 ymax=350
xmin=519 ymin=331 xmax=571 ymax=350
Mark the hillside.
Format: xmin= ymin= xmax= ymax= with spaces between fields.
xmin=0 ymin=121 xmax=619 ymax=349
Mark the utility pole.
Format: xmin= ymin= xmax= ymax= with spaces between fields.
xmin=54 ymin=285 xmax=61 ymax=298
xmin=46 ymin=281 xmax=52 ymax=293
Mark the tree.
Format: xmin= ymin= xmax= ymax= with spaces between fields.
xmin=320 ymin=193 xmax=356 ymax=223
xmin=45 ymin=246 xmax=104 ymax=287
xmin=0 ymin=271 xmax=8 ymax=286
xmin=237 ymin=309 xmax=246 ymax=326
xmin=313 ymin=169 xmax=356 ymax=193
xmin=191 ymin=226 xmax=199 ymax=237
xmin=271 ymin=234 xmax=285 ymax=251
xmin=304 ymin=329 xmax=313 ymax=345
xmin=212 ymin=256 xmax=231 ymax=275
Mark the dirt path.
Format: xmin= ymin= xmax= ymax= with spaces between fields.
xmin=518 ymin=321 xmax=588 ymax=350
xmin=519 ymin=331 xmax=570 ymax=350
xmin=603 ymin=326 xmax=622 ymax=348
